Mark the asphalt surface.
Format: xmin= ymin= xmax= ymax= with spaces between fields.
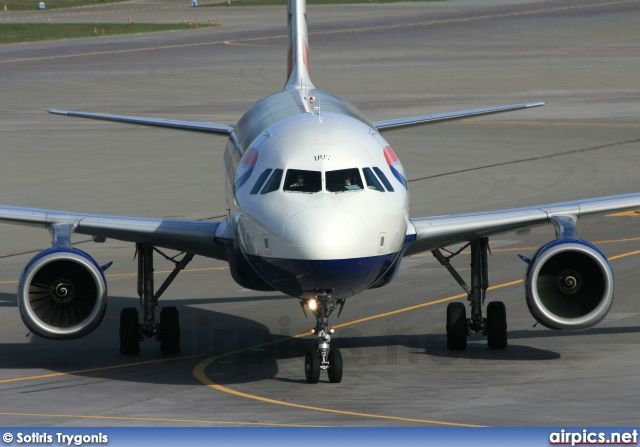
xmin=1 ymin=0 xmax=640 ymax=427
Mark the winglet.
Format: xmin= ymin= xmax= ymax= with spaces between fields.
xmin=284 ymin=0 xmax=315 ymax=91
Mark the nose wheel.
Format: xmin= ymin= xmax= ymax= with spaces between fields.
xmin=304 ymin=348 xmax=343 ymax=384
xmin=301 ymin=295 xmax=345 ymax=383
xmin=327 ymin=349 xmax=343 ymax=383
xmin=304 ymin=350 xmax=321 ymax=383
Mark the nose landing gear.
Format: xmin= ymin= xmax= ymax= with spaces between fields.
xmin=301 ymin=294 xmax=345 ymax=383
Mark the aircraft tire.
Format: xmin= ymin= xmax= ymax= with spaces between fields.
xmin=486 ymin=301 xmax=508 ymax=350
xmin=327 ymin=349 xmax=343 ymax=383
xmin=446 ymin=302 xmax=467 ymax=350
xmin=160 ymin=306 xmax=181 ymax=355
xmin=119 ymin=307 xmax=140 ymax=355
xmin=304 ymin=350 xmax=320 ymax=384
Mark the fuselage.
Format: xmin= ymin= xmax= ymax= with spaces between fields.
xmin=219 ymin=88 xmax=411 ymax=299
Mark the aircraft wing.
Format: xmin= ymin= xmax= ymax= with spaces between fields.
xmin=373 ymin=102 xmax=544 ymax=131
xmin=406 ymin=192 xmax=640 ymax=255
xmin=49 ymin=110 xmax=234 ymax=135
xmin=0 ymin=205 xmax=227 ymax=260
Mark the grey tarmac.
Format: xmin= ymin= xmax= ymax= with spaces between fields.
xmin=0 ymin=0 xmax=640 ymax=427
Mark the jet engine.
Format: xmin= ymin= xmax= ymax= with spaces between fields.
xmin=524 ymin=239 xmax=613 ymax=330
xmin=18 ymin=248 xmax=108 ymax=339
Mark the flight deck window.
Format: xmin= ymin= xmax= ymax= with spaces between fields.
xmin=284 ymin=169 xmax=322 ymax=193
xmin=261 ymin=169 xmax=283 ymax=194
xmin=251 ymin=169 xmax=273 ymax=195
xmin=362 ymin=168 xmax=384 ymax=192
xmin=326 ymin=168 xmax=362 ymax=192
xmin=373 ymin=167 xmax=395 ymax=192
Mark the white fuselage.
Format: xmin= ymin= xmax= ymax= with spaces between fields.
xmin=219 ymin=89 xmax=411 ymax=299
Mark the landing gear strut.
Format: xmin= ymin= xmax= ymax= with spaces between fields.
xmin=301 ymin=294 xmax=345 ymax=383
xmin=119 ymin=243 xmax=194 ymax=355
xmin=433 ymin=237 xmax=507 ymax=350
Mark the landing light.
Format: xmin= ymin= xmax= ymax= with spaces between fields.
xmin=308 ymin=299 xmax=318 ymax=311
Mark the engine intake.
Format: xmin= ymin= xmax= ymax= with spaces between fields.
xmin=525 ymin=239 xmax=613 ymax=330
xmin=18 ymin=248 xmax=108 ymax=339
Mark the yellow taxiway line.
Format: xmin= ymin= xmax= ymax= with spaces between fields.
xmin=192 ymin=242 xmax=640 ymax=426
xmin=1 ymin=240 xmax=640 ymax=426
xmin=0 ymin=411 xmax=319 ymax=427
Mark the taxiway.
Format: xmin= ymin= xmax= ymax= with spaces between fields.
xmin=1 ymin=0 xmax=639 ymax=426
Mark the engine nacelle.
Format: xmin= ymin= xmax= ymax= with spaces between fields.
xmin=18 ymin=248 xmax=108 ymax=339
xmin=525 ymin=239 xmax=613 ymax=330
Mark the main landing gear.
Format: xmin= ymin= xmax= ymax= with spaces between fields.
xmin=432 ymin=237 xmax=507 ymax=351
xmin=301 ymin=294 xmax=345 ymax=384
xmin=119 ymin=243 xmax=194 ymax=356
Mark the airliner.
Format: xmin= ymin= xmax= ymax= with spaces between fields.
xmin=2 ymin=0 xmax=640 ymax=384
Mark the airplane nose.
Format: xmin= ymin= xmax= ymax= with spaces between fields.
xmin=282 ymin=207 xmax=368 ymax=253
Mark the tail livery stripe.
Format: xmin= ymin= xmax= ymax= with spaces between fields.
xmin=285 ymin=0 xmax=314 ymax=90
xmin=287 ymin=37 xmax=310 ymax=82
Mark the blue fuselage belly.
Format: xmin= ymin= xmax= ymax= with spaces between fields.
xmin=245 ymin=253 xmax=399 ymax=299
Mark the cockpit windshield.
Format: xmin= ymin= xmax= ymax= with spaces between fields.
xmin=326 ymin=168 xmax=363 ymax=192
xmin=362 ymin=168 xmax=384 ymax=192
xmin=250 ymin=167 xmax=393 ymax=195
xmin=283 ymin=169 xmax=322 ymax=193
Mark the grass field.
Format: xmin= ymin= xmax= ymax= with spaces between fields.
xmin=1 ymin=0 xmax=436 ymax=44
xmin=2 ymin=0 xmax=129 ymax=10
xmin=0 ymin=23 xmax=204 ymax=44
xmin=204 ymin=0 xmax=439 ymax=5
xmin=1 ymin=0 xmax=439 ymax=11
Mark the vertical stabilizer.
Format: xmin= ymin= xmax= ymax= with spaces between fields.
xmin=285 ymin=0 xmax=315 ymax=91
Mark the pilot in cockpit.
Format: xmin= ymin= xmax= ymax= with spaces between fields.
xmin=290 ymin=175 xmax=305 ymax=188
xmin=344 ymin=175 xmax=361 ymax=190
